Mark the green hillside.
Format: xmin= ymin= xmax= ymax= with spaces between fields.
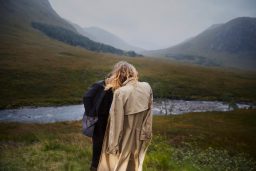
xmin=1 ymin=110 xmax=256 ymax=170
xmin=0 ymin=0 xmax=256 ymax=109
xmin=0 ymin=0 xmax=138 ymax=57
xmin=144 ymin=17 xmax=256 ymax=70
xmin=1 ymin=19 xmax=256 ymax=108
xmin=0 ymin=0 xmax=77 ymax=32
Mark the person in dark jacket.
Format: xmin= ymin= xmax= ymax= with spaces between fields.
xmin=83 ymin=79 xmax=113 ymax=171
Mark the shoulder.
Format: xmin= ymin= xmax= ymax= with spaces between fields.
xmin=114 ymin=85 xmax=131 ymax=95
xmin=85 ymin=80 xmax=104 ymax=94
xmin=114 ymin=81 xmax=151 ymax=96
xmin=139 ymin=81 xmax=151 ymax=88
xmin=89 ymin=80 xmax=104 ymax=89
xmin=113 ymin=84 xmax=134 ymax=99
xmin=138 ymin=82 xmax=152 ymax=97
xmin=94 ymin=80 xmax=104 ymax=87
xmin=138 ymin=81 xmax=152 ymax=91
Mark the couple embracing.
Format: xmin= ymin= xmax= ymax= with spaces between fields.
xmin=83 ymin=61 xmax=153 ymax=171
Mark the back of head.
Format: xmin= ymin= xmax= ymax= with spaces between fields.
xmin=105 ymin=61 xmax=138 ymax=91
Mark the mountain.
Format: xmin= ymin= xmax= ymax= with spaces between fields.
xmin=72 ymin=23 xmax=144 ymax=52
xmin=0 ymin=0 xmax=139 ymax=56
xmin=144 ymin=17 xmax=256 ymax=70
xmin=71 ymin=22 xmax=98 ymax=41
xmin=0 ymin=0 xmax=255 ymax=108
xmin=31 ymin=22 xmax=132 ymax=56
xmin=0 ymin=0 xmax=77 ymax=32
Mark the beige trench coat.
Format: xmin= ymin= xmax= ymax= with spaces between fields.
xmin=97 ymin=79 xmax=153 ymax=171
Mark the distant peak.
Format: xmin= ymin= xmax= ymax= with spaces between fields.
xmin=226 ymin=16 xmax=256 ymax=24
xmin=85 ymin=26 xmax=106 ymax=31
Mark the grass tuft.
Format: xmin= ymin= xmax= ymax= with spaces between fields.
xmin=1 ymin=110 xmax=256 ymax=170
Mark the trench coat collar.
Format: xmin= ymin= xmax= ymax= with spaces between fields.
xmin=122 ymin=78 xmax=137 ymax=86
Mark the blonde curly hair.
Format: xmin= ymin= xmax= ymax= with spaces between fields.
xmin=105 ymin=61 xmax=138 ymax=91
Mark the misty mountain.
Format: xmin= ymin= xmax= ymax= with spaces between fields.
xmin=144 ymin=17 xmax=256 ymax=70
xmin=31 ymin=22 xmax=138 ymax=56
xmin=71 ymin=22 xmax=98 ymax=42
xmin=0 ymin=0 xmax=76 ymax=32
xmin=0 ymin=0 xmax=139 ymax=57
xmin=72 ymin=23 xmax=144 ymax=52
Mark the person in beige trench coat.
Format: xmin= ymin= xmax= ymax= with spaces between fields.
xmin=97 ymin=61 xmax=153 ymax=171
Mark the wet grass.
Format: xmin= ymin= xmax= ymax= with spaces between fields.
xmin=0 ymin=121 xmax=92 ymax=171
xmin=153 ymin=109 xmax=256 ymax=158
xmin=1 ymin=109 xmax=256 ymax=170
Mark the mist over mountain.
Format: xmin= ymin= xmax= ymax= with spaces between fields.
xmin=144 ymin=17 xmax=256 ymax=70
xmin=0 ymin=0 xmax=76 ymax=32
xmin=1 ymin=0 xmax=255 ymax=69
xmin=0 ymin=0 xmax=139 ymax=57
xmin=72 ymin=23 xmax=144 ymax=53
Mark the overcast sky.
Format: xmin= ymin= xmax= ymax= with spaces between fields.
xmin=49 ymin=0 xmax=256 ymax=50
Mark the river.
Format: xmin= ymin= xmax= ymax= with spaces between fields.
xmin=0 ymin=100 xmax=252 ymax=123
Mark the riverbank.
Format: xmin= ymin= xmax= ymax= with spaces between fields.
xmin=1 ymin=109 xmax=256 ymax=170
xmin=0 ymin=100 xmax=254 ymax=123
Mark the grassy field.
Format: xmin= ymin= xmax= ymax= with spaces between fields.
xmin=1 ymin=109 xmax=256 ymax=171
xmin=1 ymin=3 xmax=256 ymax=171
xmin=1 ymin=26 xmax=256 ymax=109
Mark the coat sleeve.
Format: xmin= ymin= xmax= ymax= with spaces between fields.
xmin=83 ymin=83 xmax=100 ymax=116
xmin=106 ymin=90 xmax=124 ymax=155
xmin=140 ymin=87 xmax=153 ymax=140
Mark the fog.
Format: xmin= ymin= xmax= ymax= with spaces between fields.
xmin=49 ymin=0 xmax=256 ymax=50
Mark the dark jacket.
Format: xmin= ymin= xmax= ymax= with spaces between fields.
xmin=83 ymin=80 xmax=106 ymax=117
xmin=83 ymin=80 xmax=113 ymax=169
